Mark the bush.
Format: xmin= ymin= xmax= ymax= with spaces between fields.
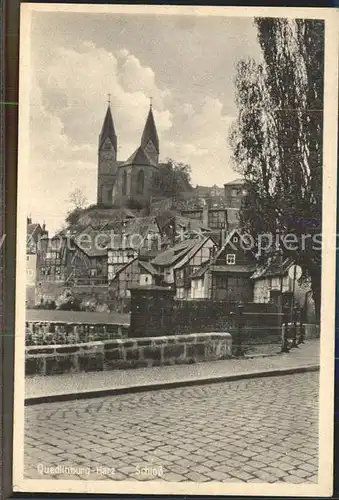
xmin=34 ymin=299 xmax=57 ymax=310
xmin=56 ymin=290 xmax=81 ymax=311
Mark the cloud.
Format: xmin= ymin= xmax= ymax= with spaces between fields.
xmin=162 ymin=96 xmax=236 ymax=187
xmin=28 ymin=40 xmax=238 ymax=234
xmin=28 ymin=41 xmax=173 ymax=233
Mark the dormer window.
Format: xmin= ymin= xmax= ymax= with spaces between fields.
xmin=226 ymin=254 xmax=236 ymax=265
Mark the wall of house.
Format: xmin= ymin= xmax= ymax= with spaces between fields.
xmin=190 ymin=278 xmax=204 ymax=299
xmin=107 ymin=250 xmax=137 ymax=281
xmin=110 ymin=258 xmax=140 ymax=299
xmin=139 ymin=273 xmax=154 ymax=286
xmin=224 ymin=183 xmax=244 ymax=209
xmin=211 ymin=274 xmax=253 ymax=302
xmin=27 ymin=254 xmax=37 ymax=285
xmin=163 ymin=268 xmax=174 ymax=284
xmin=253 ymin=276 xmax=289 ymax=303
xmin=191 ymin=240 xmax=215 ymax=268
xmin=253 ymin=275 xmax=314 ymax=313
xmin=25 ymin=332 xmax=232 ymax=376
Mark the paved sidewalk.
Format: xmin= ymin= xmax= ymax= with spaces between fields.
xmin=25 ymin=340 xmax=319 ymax=403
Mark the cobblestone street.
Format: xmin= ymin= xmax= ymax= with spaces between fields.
xmin=24 ymin=372 xmax=319 ymax=484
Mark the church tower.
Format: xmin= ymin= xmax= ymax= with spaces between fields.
xmin=97 ymin=101 xmax=118 ymax=205
xmin=140 ymin=103 xmax=159 ymax=165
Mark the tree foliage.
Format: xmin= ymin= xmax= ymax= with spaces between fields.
xmin=151 ymin=159 xmax=193 ymax=199
xmin=65 ymin=188 xmax=88 ymax=225
xmin=230 ymin=18 xmax=324 ymax=318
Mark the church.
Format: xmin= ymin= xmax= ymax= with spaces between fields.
xmin=97 ymin=100 xmax=160 ymax=208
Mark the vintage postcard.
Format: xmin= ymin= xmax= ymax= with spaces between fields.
xmin=13 ymin=3 xmax=337 ymax=497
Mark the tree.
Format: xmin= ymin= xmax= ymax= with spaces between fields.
xmin=151 ymin=159 xmax=193 ymax=199
xmin=230 ymin=18 xmax=324 ymax=319
xmin=65 ymin=188 xmax=88 ymax=225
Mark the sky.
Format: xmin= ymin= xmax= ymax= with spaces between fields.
xmin=26 ymin=10 xmax=262 ymax=234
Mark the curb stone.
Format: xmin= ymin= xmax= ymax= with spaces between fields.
xmin=25 ymin=364 xmax=319 ymax=406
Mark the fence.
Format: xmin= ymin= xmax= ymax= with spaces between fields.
xmin=170 ymin=300 xmax=316 ymax=355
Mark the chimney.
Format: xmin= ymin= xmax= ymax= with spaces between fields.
xmin=27 ymin=216 xmax=32 ymax=225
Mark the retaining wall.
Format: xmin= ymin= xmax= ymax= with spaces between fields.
xmin=25 ymin=332 xmax=232 ymax=376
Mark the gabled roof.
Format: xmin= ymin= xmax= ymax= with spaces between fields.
xmin=173 ymin=236 xmax=213 ymax=271
xmin=190 ymin=261 xmax=210 ymax=279
xmin=151 ymin=238 xmax=198 ymax=267
xmin=73 ymin=227 xmax=112 ymax=257
xmin=139 ymin=260 xmax=161 ymax=276
xmin=213 ymin=229 xmax=249 ymax=261
xmin=141 ymin=107 xmax=159 ymax=154
xmin=120 ymin=146 xmax=157 ymax=167
xmin=109 ymin=257 xmax=138 ymax=283
xmin=27 ymin=223 xmax=40 ymax=241
xmin=250 ymin=256 xmax=293 ymax=280
xmin=105 ymin=216 xmax=160 ymax=252
xmin=99 ymin=105 xmax=117 ymax=151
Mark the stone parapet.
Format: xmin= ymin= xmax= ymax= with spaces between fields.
xmin=25 ymin=332 xmax=232 ymax=376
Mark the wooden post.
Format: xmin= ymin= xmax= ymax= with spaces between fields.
xmin=281 ymin=306 xmax=291 ymax=353
xmin=236 ymin=302 xmax=244 ymax=357
xmin=290 ymin=265 xmax=298 ymax=348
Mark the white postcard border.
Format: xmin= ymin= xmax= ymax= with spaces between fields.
xmin=13 ymin=3 xmax=338 ymax=496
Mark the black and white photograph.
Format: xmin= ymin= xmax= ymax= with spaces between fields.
xmin=13 ymin=3 xmax=337 ymax=496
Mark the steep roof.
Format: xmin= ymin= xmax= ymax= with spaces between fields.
xmin=151 ymin=238 xmax=198 ymax=267
xmin=99 ymin=105 xmax=117 ymax=151
xmin=213 ymin=229 xmax=255 ymax=262
xmin=250 ymin=256 xmax=293 ymax=280
xmin=73 ymin=227 xmax=112 ymax=257
xmin=173 ymin=236 xmax=213 ymax=271
xmin=141 ymin=107 xmax=159 ymax=153
xmin=109 ymin=257 xmax=138 ymax=283
xmin=27 ymin=223 xmax=39 ymax=240
xmin=190 ymin=261 xmax=210 ymax=279
xmin=121 ymin=146 xmax=157 ymax=167
xmin=139 ymin=260 xmax=161 ymax=276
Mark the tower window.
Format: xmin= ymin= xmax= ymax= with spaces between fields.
xmin=137 ymin=170 xmax=144 ymax=194
xmin=122 ymin=170 xmax=127 ymax=196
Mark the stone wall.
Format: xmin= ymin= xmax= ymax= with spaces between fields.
xmin=25 ymin=332 xmax=232 ymax=376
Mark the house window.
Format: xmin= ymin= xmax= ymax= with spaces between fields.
xmin=226 ymin=254 xmax=236 ymax=265
xmin=231 ymin=188 xmax=238 ymax=197
xmin=137 ymin=170 xmax=144 ymax=194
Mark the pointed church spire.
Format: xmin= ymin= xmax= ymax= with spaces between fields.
xmin=141 ymin=104 xmax=159 ymax=155
xmin=99 ymin=102 xmax=117 ymax=152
